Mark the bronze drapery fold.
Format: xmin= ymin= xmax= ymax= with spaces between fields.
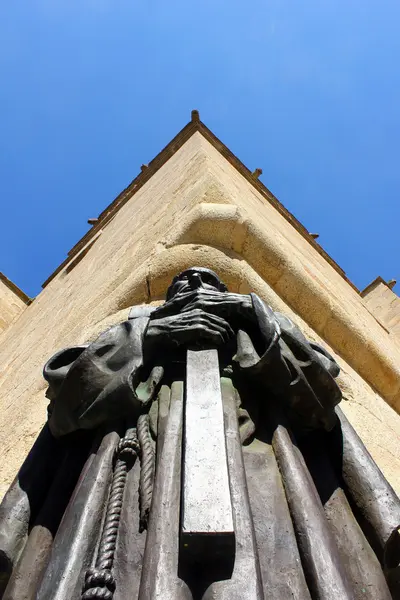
xmin=0 ymin=425 xmax=62 ymax=597
xmin=336 ymin=407 xmax=400 ymax=598
xmin=336 ymin=407 xmax=400 ymax=556
xmin=244 ymin=434 xmax=311 ymax=600
xmin=138 ymin=381 xmax=191 ymax=600
xmin=2 ymin=435 xmax=91 ymax=600
xmin=111 ymin=458 xmax=145 ymax=600
xmin=270 ymin=421 xmax=354 ymax=599
xmin=35 ymin=429 xmax=119 ymax=600
xmin=280 ymin=412 xmax=393 ymax=600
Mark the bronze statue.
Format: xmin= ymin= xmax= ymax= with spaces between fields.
xmin=0 ymin=268 xmax=399 ymax=600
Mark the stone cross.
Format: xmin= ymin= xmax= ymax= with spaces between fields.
xmin=180 ymin=348 xmax=235 ymax=576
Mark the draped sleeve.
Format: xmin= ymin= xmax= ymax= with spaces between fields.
xmin=44 ymin=308 xmax=155 ymax=437
xmin=235 ymin=293 xmax=342 ymax=433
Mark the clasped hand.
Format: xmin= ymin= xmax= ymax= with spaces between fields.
xmin=144 ymin=289 xmax=255 ymax=352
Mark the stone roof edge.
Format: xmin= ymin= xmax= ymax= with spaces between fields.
xmin=42 ymin=110 xmax=358 ymax=293
xmin=361 ymin=276 xmax=397 ymax=298
xmin=0 ymin=272 xmax=31 ymax=305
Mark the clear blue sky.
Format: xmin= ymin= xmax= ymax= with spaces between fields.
xmin=1 ymin=1 xmax=399 ymax=298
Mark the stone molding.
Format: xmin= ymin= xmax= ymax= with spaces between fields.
xmin=118 ymin=203 xmax=400 ymax=412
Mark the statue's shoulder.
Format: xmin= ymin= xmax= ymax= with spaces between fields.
xmin=128 ymin=304 xmax=158 ymax=320
xmin=273 ymin=310 xmax=296 ymax=332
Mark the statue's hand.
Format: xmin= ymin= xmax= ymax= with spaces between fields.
xmin=180 ymin=289 xmax=256 ymax=326
xmin=143 ymin=308 xmax=235 ymax=355
xmin=153 ymin=289 xmax=255 ymax=327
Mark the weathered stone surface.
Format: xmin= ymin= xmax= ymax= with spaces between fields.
xmin=362 ymin=277 xmax=400 ymax=341
xmin=0 ymin=274 xmax=29 ymax=336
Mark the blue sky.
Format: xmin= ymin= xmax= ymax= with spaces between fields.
xmin=1 ymin=1 xmax=399 ymax=297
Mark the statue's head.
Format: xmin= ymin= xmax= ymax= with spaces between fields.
xmin=166 ymin=267 xmax=228 ymax=300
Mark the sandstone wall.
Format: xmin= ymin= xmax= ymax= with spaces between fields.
xmin=0 ymin=274 xmax=28 ymax=336
xmin=363 ymin=278 xmax=400 ymax=341
xmin=0 ymin=131 xmax=399 ymax=499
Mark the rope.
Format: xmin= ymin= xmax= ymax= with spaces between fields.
xmin=137 ymin=414 xmax=155 ymax=532
xmin=82 ymin=428 xmax=140 ymax=600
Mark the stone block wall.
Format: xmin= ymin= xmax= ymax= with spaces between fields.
xmin=0 ymin=273 xmax=29 ymax=336
xmin=362 ymin=277 xmax=400 ymax=341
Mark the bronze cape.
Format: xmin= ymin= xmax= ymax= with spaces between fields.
xmin=0 ymin=296 xmax=399 ymax=600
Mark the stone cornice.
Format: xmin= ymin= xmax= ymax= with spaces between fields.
xmin=0 ymin=272 xmax=31 ymax=305
xmin=361 ymin=276 xmax=398 ymax=297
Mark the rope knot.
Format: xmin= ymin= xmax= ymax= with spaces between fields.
xmin=82 ymin=568 xmax=115 ymax=599
xmin=115 ymin=436 xmax=140 ymax=466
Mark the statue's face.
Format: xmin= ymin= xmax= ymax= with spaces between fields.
xmin=167 ymin=267 xmax=227 ymax=300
